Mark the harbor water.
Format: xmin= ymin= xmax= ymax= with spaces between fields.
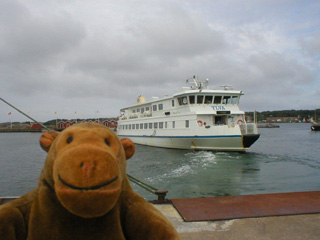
xmin=0 ymin=123 xmax=319 ymax=200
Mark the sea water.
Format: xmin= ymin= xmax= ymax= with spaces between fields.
xmin=0 ymin=123 xmax=319 ymax=200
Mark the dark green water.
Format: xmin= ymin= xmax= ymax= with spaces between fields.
xmin=1 ymin=123 xmax=319 ymax=200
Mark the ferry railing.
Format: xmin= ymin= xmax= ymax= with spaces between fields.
xmin=247 ymin=123 xmax=258 ymax=134
xmin=240 ymin=123 xmax=258 ymax=135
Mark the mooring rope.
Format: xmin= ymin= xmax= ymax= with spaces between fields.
xmin=127 ymin=174 xmax=158 ymax=193
xmin=0 ymin=97 xmax=51 ymax=131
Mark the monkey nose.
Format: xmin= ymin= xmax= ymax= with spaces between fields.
xmin=80 ymin=161 xmax=97 ymax=179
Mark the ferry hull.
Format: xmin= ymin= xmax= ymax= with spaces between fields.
xmin=242 ymin=134 xmax=260 ymax=148
xmin=117 ymin=134 xmax=258 ymax=152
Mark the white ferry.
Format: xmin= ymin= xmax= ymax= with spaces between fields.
xmin=117 ymin=77 xmax=260 ymax=151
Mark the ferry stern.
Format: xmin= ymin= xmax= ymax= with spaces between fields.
xmin=242 ymin=133 xmax=260 ymax=148
xmin=239 ymin=122 xmax=260 ymax=150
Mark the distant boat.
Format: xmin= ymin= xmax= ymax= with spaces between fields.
xmin=311 ymin=123 xmax=320 ymax=131
xmin=258 ymin=123 xmax=280 ymax=128
xmin=311 ymin=109 xmax=319 ymax=131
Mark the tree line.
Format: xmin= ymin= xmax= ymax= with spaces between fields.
xmin=246 ymin=109 xmax=319 ymax=122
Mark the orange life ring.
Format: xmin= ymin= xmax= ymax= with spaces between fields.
xmin=197 ymin=120 xmax=203 ymax=127
xmin=237 ymin=119 xmax=243 ymax=125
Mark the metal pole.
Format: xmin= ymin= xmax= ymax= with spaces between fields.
xmin=0 ymin=97 xmax=51 ymax=131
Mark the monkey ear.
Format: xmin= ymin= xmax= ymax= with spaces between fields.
xmin=121 ymin=138 xmax=135 ymax=160
xmin=40 ymin=131 xmax=59 ymax=152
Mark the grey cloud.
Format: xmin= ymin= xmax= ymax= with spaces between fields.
xmin=248 ymin=53 xmax=316 ymax=86
xmin=0 ymin=0 xmax=86 ymax=97
xmin=299 ymin=32 xmax=320 ymax=58
xmin=132 ymin=7 xmax=226 ymax=58
xmin=1 ymin=0 xmax=319 ymax=123
xmin=1 ymin=13 xmax=85 ymax=65
xmin=66 ymin=3 xmax=226 ymax=78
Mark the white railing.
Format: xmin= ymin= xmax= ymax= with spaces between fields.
xmin=240 ymin=123 xmax=258 ymax=135
xmin=120 ymin=111 xmax=153 ymax=120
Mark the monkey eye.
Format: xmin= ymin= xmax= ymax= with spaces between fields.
xmin=105 ymin=138 xmax=111 ymax=146
xmin=66 ymin=136 xmax=73 ymax=144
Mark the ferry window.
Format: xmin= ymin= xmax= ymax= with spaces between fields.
xmin=144 ymin=123 xmax=148 ymax=129
xmin=215 ymin=116 xmax=223 ymax=125
xmin=165 ymin=122 xmax=168 ymax=128
xmin=197 ymin=95 xmax=204 ymax=104
xmin=172 ymin=121 xmax=175 ymax=129
xmin=153 ymin=105 xmax=157 ymax=111
xmin=126 ymin=125 xmax=128 ymax=130
xmin=136 ymin=124 xmax=139 ymax=129
xmin=178 ymin=96 xmax=188 ymax=105
xmin=232 ymin=96 xmax=238 ymax=104
xmin=158 ymin=103 xmax=163 ymax=110
xmin=129 ymin=125 xmax=131 ymax=130
xmin=172 ymin=99 xmax=175 ymax=107
xmin=146 ymin=106 xmax=150 ymax=111
xmin=141 ymin=108 xmax=145 ymax=113
xmin=222 ymin=96 xmax=231 ymax=104
xmin=154 ymin=122 xmax=158 ymax=129
xmin=132 ymin=124 xmax=135 ymax=130
xmin=137 ymin=109 xmax=140 ymax=113
xmin=204 ymin=95 xmax=213 ymax=104
xmin=159 ymin=122 xmax=164 ymax=129
xmin=185 ymin=120 xmax=189 ymax=128
xmin=149 ymin=123 xmax=153 ymax=129
xmin=132 ymin=110 xmax=136 ymax=113
xmin=214 ymin=96 xmax=222 ymax=104
xmin=189 ymin=95 xmax=195 ymax=104
xmin=140 ymin=123 xmax=143 ymax=129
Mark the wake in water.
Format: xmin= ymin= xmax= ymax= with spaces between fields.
xmin=1 ymin=124 xmax=319 ymax=200
xmin=146 ymin=151 xmax=218 ymax=182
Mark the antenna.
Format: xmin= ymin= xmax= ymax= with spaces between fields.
xmin=186 ymin=76 xmax=209 ymax=90
xmin=220 ymin=85 xmax=233 ymax=90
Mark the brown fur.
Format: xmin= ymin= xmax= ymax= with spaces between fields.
xmin=0 ymin=123 xmax=181 ymax=239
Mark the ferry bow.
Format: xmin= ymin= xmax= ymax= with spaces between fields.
xmin=117 ymin=77 xmax=260 ymax=151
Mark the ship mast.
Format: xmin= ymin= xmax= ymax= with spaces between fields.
xmin=186 ymin=75 xmax=209 ymax=90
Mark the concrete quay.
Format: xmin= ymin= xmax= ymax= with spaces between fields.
xmin=155 ymin=204 xmax=320 ymax=240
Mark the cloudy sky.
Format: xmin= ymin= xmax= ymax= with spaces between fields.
xmin=1 ymin=0 xmax=319 ymax=123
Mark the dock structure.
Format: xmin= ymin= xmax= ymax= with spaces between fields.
xmin=157 ymin=191 xmax=320 ymax=240
xmin=1 ymin=191 xmax=320 ymax=239
xmin=156 ymin=204 xmax=320 ymax=240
